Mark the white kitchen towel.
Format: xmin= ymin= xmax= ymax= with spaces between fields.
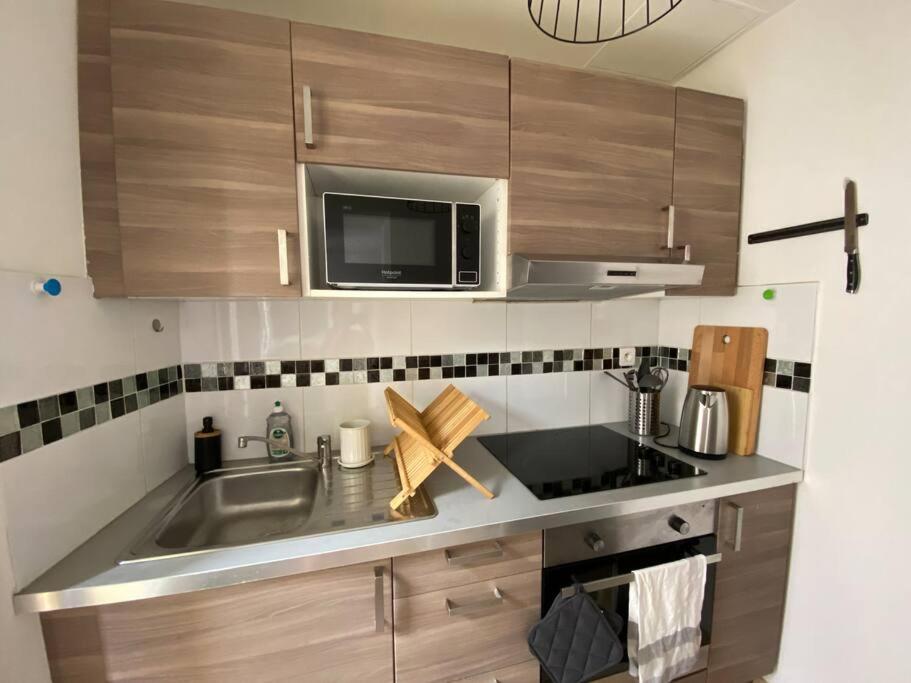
xmin=628 ymin=555 xmax=707 ymax=683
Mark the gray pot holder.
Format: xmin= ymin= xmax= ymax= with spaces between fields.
xmin=527 ymin=584 xmax=624 ymax=683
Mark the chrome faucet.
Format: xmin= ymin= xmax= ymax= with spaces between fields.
xmin=236 ymin=435 xmax=329 ymax=472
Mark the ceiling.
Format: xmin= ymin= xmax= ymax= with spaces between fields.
xmin=181 ymin=0 xmax=796 ymax=82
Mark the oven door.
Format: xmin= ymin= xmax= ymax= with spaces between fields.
xmin=540 ymin=535 xmax=717 ymax=682
xmin=324 ymin=193 xmax=454 ymax=288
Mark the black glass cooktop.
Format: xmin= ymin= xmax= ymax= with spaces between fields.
xmin=478 ymin=426 xmax=706 ymax=500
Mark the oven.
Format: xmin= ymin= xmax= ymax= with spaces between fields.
xmin=540 ymin=501 xmax=719 ymax=682
xmin=323 ymin=192 xmax=481 ymax=289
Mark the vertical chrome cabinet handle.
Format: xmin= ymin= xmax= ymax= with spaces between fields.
xmin=444 ymin=540 xmax=503 ymax=567
xmin=666 ymin=204 xmax=676 ymax=251
xmin=302 ymin=85 xmax=314 ymax=148
xmin=726 ymin=502 xmax=744 ymax=552
xmin=445 ymin=587 xmax=504 ymax=616
xmin=277 ymin=229 xmax=290 ymax=286
xmin=374 ymin=566 xmax=385 ymax=633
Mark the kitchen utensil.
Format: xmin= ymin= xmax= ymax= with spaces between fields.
xmin=678 ymin=386 xmax=729 ymax=459
xmin=689 ymin=325 xmax=767 ymax=456
xmin=650 ymin=367 xmax=669 ymax=391
xmin=628 ymin=388 xmax=660 ymax=436
xmin=844 ymin=179 xmax=861 ymax=293
xmin=636 ymin=357 xmax=649 ymax=384
xmin=604 ymin=371 xmax=634 ymax=391
xmin=624 ymin=369 xmax=638 ymax=390
xmin=339 ymin=419 xmax=373 ymax=468
xmin=383 ymin=385 xmax=492 ymax=510
xmin=637 ymin=367 xmax=666 ymax=391
xmin=713 ymin=383 xmax=755 ymax=456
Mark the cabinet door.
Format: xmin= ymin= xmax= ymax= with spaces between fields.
xmin=509 ymin=59 xmax=676 ymax=259
xmin=707 ymin=485 xmax=796 ymax=683
xmin=110 ymin=0 xmax=300 ymax=297
xmin=668 ymin=89 xmax=744 ymax=297
xmin=41 ymin=561 xmax=393 ymax=682
xmin=290 ymin=23 xmax=509 ymax=178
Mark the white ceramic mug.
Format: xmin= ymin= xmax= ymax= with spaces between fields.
xmin=339 ymin=419 xmax=372 ymax=468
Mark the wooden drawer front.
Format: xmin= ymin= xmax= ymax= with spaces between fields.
xmin=393 ymin=531 xmax=542 ymax=597
xmin=454 ymin=659 xmax=541 ymax=682
xmin=394 ymin=570 xmax=541 ymax=683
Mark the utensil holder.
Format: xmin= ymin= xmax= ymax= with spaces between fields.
xmin=628 ymin=388 xmax=660 ymax=436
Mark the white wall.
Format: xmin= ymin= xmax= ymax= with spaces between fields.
xmin=676 ymin=0 xmax=911 ymax=679
xmin=0 ymin=2 xmax=186 ymax=681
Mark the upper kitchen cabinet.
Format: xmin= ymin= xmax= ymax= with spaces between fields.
xmin=290 ymin=23 xmax=509 ymax=178
xmin=509 ymin=59 xmax=676 ymax=259
xmin=108 ymin=0 xmax=301 ymax=297
xmin=668 ymin=89 xmax=745 ymax=297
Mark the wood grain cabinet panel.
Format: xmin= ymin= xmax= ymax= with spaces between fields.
xmin=109 ymin=0 xmax=301 ymax=297
xmin=707 ymin=485 xmax=796 ymax=683
xmin=393 ymin=531 xmax=542 ymax=597
xmin=669 ymin=88 xmax=745 ymax=297
xmin=509 ymin=59 xmax=676 ymax=259
xmin=455 ymin=659 xmax=541 ymax=682
xmin=290 ymin=23 xmax=509 ymax=178
xmin=394 ymin=570 xmax=541 ymax=682
xmin=41 ymin=561 xmax=394 ymax=682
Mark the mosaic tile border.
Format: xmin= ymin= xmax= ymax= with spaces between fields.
xmin=0 ymin=365 xmax=183 ymax=463
xmin=182 ymin=348 xmax=811 ymax=394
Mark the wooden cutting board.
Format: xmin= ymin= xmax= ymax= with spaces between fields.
xmin=689 ymin=326 xmax=768 ymax=455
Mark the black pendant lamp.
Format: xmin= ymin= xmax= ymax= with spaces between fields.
xmin=528 ymin=0 xmax=684 ymax=44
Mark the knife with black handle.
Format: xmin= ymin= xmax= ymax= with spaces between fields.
xmin=844 ymin=180 xmax=860 ymax=294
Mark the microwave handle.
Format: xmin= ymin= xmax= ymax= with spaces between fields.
xmin=277 ymin=229 xmax=290 ymax=286
xmin=302 ymin=85 xmax=315 ymax=148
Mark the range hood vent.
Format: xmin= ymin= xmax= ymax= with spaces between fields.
xmin=507 ymin=255 xmax=704 ymax=301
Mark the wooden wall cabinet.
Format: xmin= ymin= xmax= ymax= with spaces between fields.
xmin=708 ymin=485 xmax=796 ymax=683
xmin=668 ymin=89 xmax=745 ymax=297
xmin=41 ymin=560 xmax=394 ymax=682
xmin=290 ymin=23 xmax=509 ymax=179
xmin=509 ymin=59 xmax=677 ymax=260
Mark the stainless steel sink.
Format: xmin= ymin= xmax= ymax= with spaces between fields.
xmin=123 ymin=454 xmax=436 ymax=563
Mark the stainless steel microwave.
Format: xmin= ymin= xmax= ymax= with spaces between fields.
xmin=323 ymin=193 xmax=481 ymax=289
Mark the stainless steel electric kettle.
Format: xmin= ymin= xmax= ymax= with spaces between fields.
xmin=678 ymin=385 xmax=729 ymax=459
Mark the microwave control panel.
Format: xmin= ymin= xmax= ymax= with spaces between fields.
xmin=455 ymin=203 xmax=481 ymax=288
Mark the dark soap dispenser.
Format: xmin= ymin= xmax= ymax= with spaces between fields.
xmin=194 ymin=416 xmax=222 ymax=476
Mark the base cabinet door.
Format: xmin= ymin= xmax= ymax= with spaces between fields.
xmin=41 ymin=561 xmax=394 ymax=683
xmin=509 ymin=59 xmax=676 ymax=260
xmin=668 ymin=88 xmax=745 ymax=297
xmin=707 ymin=485 xmax=796 ymax=683
xmin=109 ymin=0 xmax=301 ymax=297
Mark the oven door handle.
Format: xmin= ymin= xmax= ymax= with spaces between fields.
xmin=559 ymin=552 xmax=723 ymax=599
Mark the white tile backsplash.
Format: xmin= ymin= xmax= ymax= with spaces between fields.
xmin=300 ymin=299 xmax=411 ymax=358
xmin=590 ymin=370 xmax=633 ymax=425
xmin=413 ymin=377 xmax=507 ymax=435
xmin=657 ymin=298 xmax=701 ymax=348
xmin=179 ymin=300 xmax=301 ymax=362
xmin=591 ymin=299 xmax=660 ymax=347
xmin=506 ymin=372 xmax=590 ymax=432
xmin=130 ymin=300 xmax=182 ymax=371
xmin=1 ymin=414 xmax=146 ymax=587
xmin=184 ymin=389 xmax=305 ymax=462
xmin=303 ymin=382 xmax=413 ymax=449
xmin=139 ymin=394 xmax=189 ymax=491
xmin=506 ymin=302 xmax=591 ymax=351
xmin=411 ymin=301 xmax=506 ymax=354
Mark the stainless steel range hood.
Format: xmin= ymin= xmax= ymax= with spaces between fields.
xmin=507 ymin=255 xmax=704 ymax=300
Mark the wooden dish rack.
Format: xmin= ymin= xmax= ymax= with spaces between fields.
xmin=383 ymin=385 xmax=493 ymax=511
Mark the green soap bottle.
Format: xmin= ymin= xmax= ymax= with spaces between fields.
xmin=266 ymin=400 xmax=293 ymax=458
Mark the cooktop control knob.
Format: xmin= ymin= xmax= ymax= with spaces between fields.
xmin=585 ymin=532 xmax=605 ymax=553
xmin=669 ymin=515 xmax=691 ymax=535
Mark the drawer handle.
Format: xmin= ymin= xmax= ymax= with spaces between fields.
xmin=726 ymin=502 xmax=744 ymax=552
xmin=445 ymin=587 xmax=504 ymax=617
xmin=277 ymin=229 xmax=290 ymax=286
xmin=444 ymin=541 xmax=503 ymax=567
xmin=374 ymin=566 xmax=385 ymax=633
xmin=302 ymin=85 xmax=314 ymax=147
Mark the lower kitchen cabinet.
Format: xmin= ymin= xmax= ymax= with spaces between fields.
xmin=40 ymin=560 xmax=393 ymax=682
xmin=393 ymin=570 xmax=542 ymax=682
xmin=707 ymin=485 xmax=796 ymax=683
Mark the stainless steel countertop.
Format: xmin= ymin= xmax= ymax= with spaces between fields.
xmin=14 ymin=423 xmax=802 ymax=613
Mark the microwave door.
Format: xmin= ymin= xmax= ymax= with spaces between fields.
xmin=324 ymin=194 xmax=454 ymax=288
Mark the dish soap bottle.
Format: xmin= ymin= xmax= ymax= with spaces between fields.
xmin=266 ymin=401 xmax=293 ymax=459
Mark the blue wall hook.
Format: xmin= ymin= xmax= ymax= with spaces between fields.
xmin=32 ymin=277 xmax=62 ymax=297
